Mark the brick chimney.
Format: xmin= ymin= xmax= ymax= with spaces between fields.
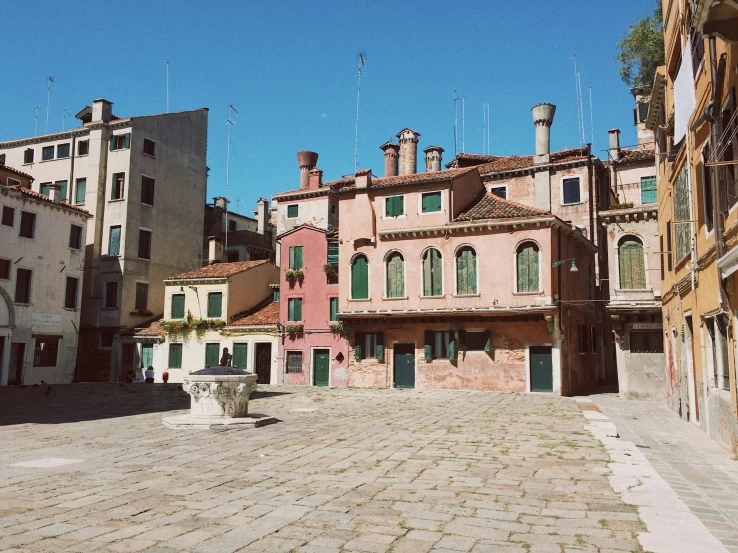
xmin=91 ymin=98 xmax=113 ymax=123
xmin=531 ymin=103 xmax=556 ymax=165
xmin=355 ymin=169 xmax=372 ymax=189
xmin=297 ymin=150 xmax=319 ymax=190
xmin=308 ymin=168 xmax=323 ymax=190
xmin=208 ymin=236 xmax=224 ymax=264
xmin=48 ymin=183 xmax=62 ymax=204
xmin=608 ymin=129 xmax=621 ymax=161
xmin=423 ymin=146 xmax=444 ymax=172
xmin=257 ymin=198 xmax=269 ymax=235
xmin=380 ymin=141 xmax=400 ymax=177
xmin=397 ymin=128 xmax=420 ymax=175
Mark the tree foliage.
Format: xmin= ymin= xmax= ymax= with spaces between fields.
xmin=615 ymin=4 xmax=665 ymax=95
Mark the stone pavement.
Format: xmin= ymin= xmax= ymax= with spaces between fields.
xmin=0 ymin=383 xmax=687 ymax=553
xmin=591 ymin=393 xmax=738 ymax=553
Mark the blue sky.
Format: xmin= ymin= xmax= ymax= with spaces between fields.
xmin=3 ymin=1 xmax=656 ymax=215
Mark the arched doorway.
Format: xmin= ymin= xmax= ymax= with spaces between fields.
xmin=0 ymin=287 xmax=15 ymax=386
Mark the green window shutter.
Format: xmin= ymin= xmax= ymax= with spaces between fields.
xmin=456 ymin=248 xmax=476 ymax=295
xmin=351 ymin=256 xmax=369 ymax=299
xmin=292 ymin=246 xmax=303 ymax=269
xmin=295 ymin=298 xmax=302 ymax=320
xmin=109 ymin=136 xmax=115 ymax=151
xmin=423 ymin=252 xmax=432 ymax=296
xmin=75 ymin=178 xmax=86 ymax=204
xmin=208 ymin=293 xmax=222 ymax=318
xmin=57 ymin=181 xmax=68 ymax=202
xmin=327 ymin=241 xmax=339 ymax=265
xmin=232 ymin=343 xmax=247 ymax=369
xmin=422 ymin=192 xmax=441 ymax=213
xmin=620 ymin=240 xmax=646 ymax=289
xmin=529 ymin=247 xmax=539 ymax=291
xmin=387 ymin=253 xmax=404 ymax=298
xmin=386 ymin=197 xmax=394 ymax=217
xmin=641 ymin=177 xmax=657 ymax=204
xmin=287 ymin=204 xmax=298 ymax=218
xmin=141 ymin=344 xmax=153 ymax=369
xmin=109 ymin=226 xmax=121 ymax=256
xmin=289 ymin=247 xmax=295 ymax=269
xmin=124 ymin=133 xmax=131 ymax=149
xmin=467 ymin=249 xmax=477 ymax=293
xmin=448 ymin=335 xmax=457 ymax=361
xmin=355 ymin=332 xmax=363 ymax=360
xmin=205 ymin=343 xmax=219 ymax=366
xmin=424 ymin=331 xmax=433 ymax=361
xmin=40 ymin=183 xmax=50 ymax=197
xmin=431 ymin=249 xmax=442 ymax=296
xmin=169 ymin=344 xmax=182 ymax=369
xmin=375 ymin=332 xmax=384 ymax=361
xmin=517 ymin=244 xmax=538 ymax=292
xmin=288 ymin=298 xmax=295 ymax=321
xmin=171 ymin=294 xmax=185 ymax=318
xmin=330 ymin=297 xmax=338 ymax=321
xmin=483 ymin=330 xmax=491 ymax=352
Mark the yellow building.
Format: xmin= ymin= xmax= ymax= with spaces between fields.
xmin=649 ymin=0 xmax=738 ymax=449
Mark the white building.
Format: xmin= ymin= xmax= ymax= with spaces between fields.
xmin=0 ymin=99 xmax=209 ymax=382
xmin=0 ymin=169 xmax=91 ymax=385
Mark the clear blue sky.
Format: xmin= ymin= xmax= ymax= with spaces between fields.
xmin=3 ymin=1 xmax=656 ymax=215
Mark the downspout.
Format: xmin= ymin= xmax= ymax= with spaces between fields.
xmin=557 ymin=227 xmax=565 ymax=394
xmin=587 ymin=143 xmax=594 ymax=241
xmin=69 ymin=135 xmax=76 ymax=202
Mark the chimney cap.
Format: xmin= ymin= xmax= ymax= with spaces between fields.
xmin=92 ymin=98 xmax=113 ymax=105
xmin=380 ymin=141 xmax=400 ymax=152
xmin=531 ymin=103 xmax=556 ymax=124
xmin=396 ymin=127 xmax=421 ymax=139
xmin=608 ymin=128 xmax=621 ymax=134
xmin=423 ymin=145 xmax=445 ymax=154
xmin=296 ymin=150 xmax=319 ymax=168
xmin=355 ymin=168 xmax=372 ymax=177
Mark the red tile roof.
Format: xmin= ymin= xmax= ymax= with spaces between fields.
xmin=331 ymin=166 xmax=478 ymax=191
xmin=167 ymin=259 xmax=270 ymax=280
xmin=229 ymin=301 xmax=279 ymax=326
xmin=445 ymin=147 xmax=590 ymax=174
xmin=613 ymin=148 xmax=655 ymax=164
xmin=455 ymin=193 xmax=550 ymax=222
xmin=445 ymin=153 xmax=501 ymax=168
xmin=1 ymin=165 xmax=34 ymax=181
xmin=4 ymin=185 xmax=91 ymax=215
xmin=134 ymin=319 xmax=164 ymax=337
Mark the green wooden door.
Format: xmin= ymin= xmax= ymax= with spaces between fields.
xmin=313 ymin=349 xmax=330 ymax=387
xmin=351 ymin=256 xmax=369 ymax=299
xmin=530 ymin=346 xmax=553 ymax=392
xmin=386 ymin=252 xmax=404 ymax=297
xmin=232 ymin=343 xmax=248 ymax=370
xmin=141 ymin=344 xmax=153 ymax=370
xmin=619 ymin=240 xmax=646 ymax=289
xmin=205 ymin=343 xmax=219 ymax=367
xmin=394 ymin=343 xmax=415 ymax=389
xmin=517 ymin=244 xmax=539 ymax=292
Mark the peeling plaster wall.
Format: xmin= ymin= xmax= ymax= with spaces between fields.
xmin=706 ymin=389 xmax=738 ymax=452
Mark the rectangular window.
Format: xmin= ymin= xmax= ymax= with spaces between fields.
xmin=355 ymin=332 xmax=384 ymax=361
xmin=666 ymin=220 xmax=673 ymax=271
xmin=7 ymin=178 xmax=20 ymax=187
xmin=205 ymin=343 xmax=219 ymax=367
xmin=286 ymin=351 xmax=303 ymax=373
xmin=19 ymin=211 xmax=36 ymax=239
xmin=327 ymin=241 xmax=339 ymax=284
xmin=169 ymin=343 xmax=183 ymax=369
xmin=462 ymin=330 xmax=491 ymax=352
xmin=101 ymin=330 xmax=116 ymax=348
xmin=562 ymin=178 xmax=581 ymax=204
xmin=207 ymin=292 xmax=222 ymax=318
xmin=0 ymin=259 xmax=10 ymax=280
xmin=423 ymin=330 xmax=451 ymax=360
xmin=232 ymin=343 xmax=248 ymax=370
xmin=591 ymin=327 xmax=597 ymax=354
xmin=33 ymin=336 xmax=59 ymax=367
xmin=108 ymin=226 xmax=121 ymax=256
xmin=42 ymin=146 xmax=54 ymax=161
xmin=77 ymin=140 xmax=89 ymax=156
xmin=421 ymin=191 xmax=442 ymax=213
xmin=2 ymin=206 xmax=14 ymax=227
xmin=171 ymin=294 xmax=185 ymax=318
xmin=385 ymin=195 xmax=404 ymax=217
xmin=489 ymin=186 xmax=507 ymax=199
xmin=143 ymin=138 xmax=156 ymax=156
xmin=288 ymin=298 xmax=303 ymax=321
xmin=56 ymin=143 xmax=70 ymax=159
xmin=138 ymin=229 xmax=152 ymax=260
xmin=135 ymin=283 xmax=148 ymax=312
xmin=273 ymin=289 xmax=280 ymax=302
xmin=111 ymin=173 xmax=125 ymax=200
xmin=64 ymin=277 xmax=78 ymax=309
xmin=330 ymin=297 xmax=338 ymax=321
xmin=75 ymin=178 xmax=86 ymax=205
xmin=105 ymin=281 xmax=118 ymax=308
xmin=674 ymin=164 xmax=692 ymax=262
xmin=15 ymin=269 xmax=32 ymax=303
xmin=24 ymin=148 xmax=34 ymax=164
xmin=110 ymin=133 xmax=130 ymax=151
xmin=578 ymin=324 xmax=589 ymax=354
xmin=702 ymin=145 xmax=714 ymax=232
xmin=287 ymin=204 xmax=299 ymax=218
xmin=228 ymin=219 xmax=237 ymax=232
xmin=630 ymin=331 xmax=664 ymax=353
xmin=641 ymin=176 xmax=657 ymax=204
xmin=55 ymin=180 xmax=68 ymax=202
xmin=289 ymin=246 xmax=304 ymax=269
xmin=141 ymin=176 xmax=155 ymax=205
xmin=40 ymin=182 xmax=51 ymax=197
xmin=660 ymin=235 xmax=665 ymax=280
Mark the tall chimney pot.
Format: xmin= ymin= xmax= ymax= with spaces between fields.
xmin=423 ymin=146 xmax=444 ymax=172
xmin=396 ymin=128 xmax=421 ymax=175
xmin=208 ymin=236 xmax=224 ymax=264
xmin=297 ymin=150 xmax=319 ymax=189
xmin=380 ymin=141 xmax=400 ymax=177
xmin=608 ymin=129 xmax=621 ymax=160
xmin=91 ymin=98 xmax=113 ymax=124
xmin=531 ymin=103 xmax=556 ymax=164
xmin=257 ymin=198 xmax=269 ymax=235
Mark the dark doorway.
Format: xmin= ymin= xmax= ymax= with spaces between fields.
xmin=394 ymin=343 xmax=415 ymax=389
xmin=530 ymin=345 xmax=553 ymax=392
xmin=8 ymin=343 xmax=25 ymax=385
xmin=313 ymin=349 xmax=330 ymax=387
xmin=122 ymin=343 xmax=135 ymax=381
xmin=254 ymin=343 xmax=272 ymax=384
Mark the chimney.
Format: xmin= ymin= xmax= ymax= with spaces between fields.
xmin=308 ymin=168 xmax=323 ymax=190
xmin=396 ymin=128 xmax=420 ymax=175
xmin=208 ymin=236 xmax=224 ymax=264
xmin=608 ymin=129 xmax=621 ymax=161
xmin=213 ymin=196 xmax=228 ymax=210
xmin=380 ymin=141 xmax=400 ymax=177
xmin=91 ymin=98 xmax=113 ymax=123
xmin=296 ymin=150 xmax=319 ymax=190
xmin=257 ymin=198 xmax=269 ymax=235
xmin=355 ymin=169 xmax=372 ymax=189
xmin=423 ymin=146 xmax=444 ymax=172
xmin=531 ymin=103 xmax=556 ymax=164
xmin=48 ymin=183 xmax=62 ymax=204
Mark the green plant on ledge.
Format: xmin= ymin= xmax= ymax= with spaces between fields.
xmin=329 ymin=323 xmax=343 ymax=333
xmin=285 ymin=324 xmax=304 ymax=336
xmin=160 ymin=312 xmax=226 ymax=341
xmin=285 ymin=269 xmax=304 ymax=283
xmin=616 ymin=201 xmax=634 ymax=208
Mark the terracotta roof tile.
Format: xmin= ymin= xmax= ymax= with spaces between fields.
xmin=455 ymin=193 xmax=550 ymax=222
xmin=449 ymin=147 xmax=589 ymax=174
xmin=613 ymin=148 xmax=655 ymax=164
xmin=1 ymin=165 xmax=35 ymax=181
xmin=167 ymin=259 xmax=270 ymax=280
xmin=333 ymin=166 xmax=477 ymax=191
xmin=135 ymin=319 xmax=164 ymax=337
xmin=5 ymin=185 xmax=91 ymax=215
xmin=230 ymin=301 xmax=279 ymax=326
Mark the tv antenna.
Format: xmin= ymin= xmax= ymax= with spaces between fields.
xmin=62 ymin=109 xmax=72 ymax=131
xmin=453 ymin=87 xmax=458 ymax=156
xmin=34 ymin=105 xmax=40 ymax=136
xmin=354 ymin=53 xmax=366 ymax=173
xmin=462 ymin=96 xmax=465 ymax=153
xmin=573 ymin=55 xmax=585 ymax=146
xmin=225 ymin=104 xmax=238 ymax=258
xmin=482 ymin=102 xmax=490 ymax=155
xmin=45 ymin=77 xmax=54 ymax=134
xmin=588 ymin=87 xmax=594 ymax=146
xmin=166 ymin=61 xmax=173 ymax=113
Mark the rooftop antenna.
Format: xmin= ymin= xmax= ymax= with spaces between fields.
xmin=225 ymin=104 xmax=238 ymax=259
xmin=588 ymin=87 xmax=594 ymax=146
xmin=354 ymin=53 xmax=366 ymax=174
xmin=573 ymin=55 xmax=585 ymax=146
xmin=34 ymin=105 xmax=40 ymax=136
xmin=62 ymin=109 xmax=72 ymax=131
xmin=453 ymin=87 xmax=458 ymax=156
xmin=482 ymin=102 xmax=490 ymax=155
xmin=166 ymin=61 xmax=172 ymax=113
xmin=45 ymin=77 xmax=54 ymax=134
xmin=462 ymin=96 xmax=465 ymax=153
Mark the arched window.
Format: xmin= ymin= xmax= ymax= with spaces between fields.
xmin=619 ymin=237 xmax=646 ymax=289
xmin=386 ymin=252 xmax=405 ymax=298
xmin=516 ymin=242 xmax=540 ymax=292
xmin=422 ymin=248 xmax=443 ymax=296
xmin=456 ymin=247 xmax=477 ymax=295
xmin=351 ymin=255 xmax=369 ymax=299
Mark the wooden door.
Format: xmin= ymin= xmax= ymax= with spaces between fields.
xmin=8 ymin=343 xmax=25 ymax=385
xmin=394 ymin=343 xmax=415 ymax=389
xmin=530 ymin=346 xmax=553 ymax=392
xmin=313 ymin=349 xmax=330 ymax=387
xmin=254 ymin=343 xmax=272 ymax=384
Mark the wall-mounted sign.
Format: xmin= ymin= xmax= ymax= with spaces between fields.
xmin=629 ymin=322 xmax=663 ymax=330
xmin=32 ymin=313 xmax=61 ymax=326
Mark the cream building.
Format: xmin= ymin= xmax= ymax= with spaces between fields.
xmin=0 ymin=99 xmax=209 ymax=382
xmin=0 ymin=172 xmax=91 ymax=385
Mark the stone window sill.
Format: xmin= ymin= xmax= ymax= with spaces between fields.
xmin=382 ymin=296 xmax=408 ymax=301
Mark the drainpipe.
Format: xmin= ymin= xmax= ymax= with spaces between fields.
xmin=69 ymin=135 xmax=76 ymax=202
xmin=587 ymin=143 xmax=594 ymax=242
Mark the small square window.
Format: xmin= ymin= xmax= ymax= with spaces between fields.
xmin=64 ymin=277 xmax=78 ymax=309
xmin=105 ymin=281 xmax=118 ymax=308
xmin=34 ymin=336 xmax=59 ymax=367
xmin=138 ymin=229 xmax=152 ymax=260
xmin=2 ymin=206 xmax=14 ymax=227
xmin=7 ymin=178 xmax=20 ymax=187
xmin=286 ymin=351 xmax=303 ymax=373
xmin=143 ymin=138 xmax=156 ymax=156
xmin=77 ymin=140 xmax=89 ymax=156
xmin=141 ymin=176 xmax=155 ymax=205
xmin=56 ymin=143 xmax=70 ymax=158
xmin=0 ymin=258 xmax=10 ymax=280
xmin=490 ymin=186 xmax=507 ymax=199
xmin=562 ymin=178 xmax=581 ymax=205
xmin=69 ymin=224 xmax=83 ymax=249
xmin=421 ymin=191 xmax=442 ymax=213
xmin=111 ymin=173 xmax=125 ymax=200
xmin=110 ymin=133 xmax=130 ymax=151
xmin=19 ymin=211 xmax=36 ymax=239
xmin=385 ymin=195 xmax=404 ymax=217
xmin=287 ymin=204 xmax=299 ymax=218
xmin=24 ymin=148 xmax=34 ymax=164
xmin=100 ymin=330 xmax=116 ymax=348
xmin=228 ymin=219 xmax=237 ymax=232
xmin=42 ymin=146 xmax=55 ymax=161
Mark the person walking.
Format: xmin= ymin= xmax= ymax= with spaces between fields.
xmin=144 ymin=366 xmax=155 ymax=383
xmin=220 ymin=347 xmax=232 ymax=367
